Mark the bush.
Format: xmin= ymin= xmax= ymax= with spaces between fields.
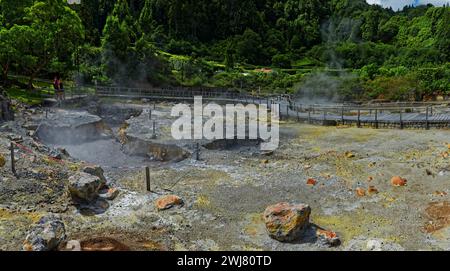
xmin=272 ymin=54 xmax=292 ymax=69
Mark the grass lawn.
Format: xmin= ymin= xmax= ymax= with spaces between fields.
xmin=5 ymin=87 xmax=49 ymax=105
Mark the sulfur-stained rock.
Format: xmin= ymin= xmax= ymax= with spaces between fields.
xmin=68 ymin=172 xmax=105 ymax=203
xmin=99 ymin=187 xmax=119 ymax=201
xmin=23 ymin=215 xmax=66 ymax=251
xmin=0 ymin=154 xmax=5 ymax=167
xmin=391 ymin=176 xmax=407 ymax=187
xmin=356 ymin=188 xmax=366 ymax=197
xmin=307 ymin=178 xmax=317 ymax=186
xmin=316 ymin=228 xmax=340 ymax=247
xmin=263 ymin=202 xmax=311 ymax=242
xmin=368 ymin=186 xmax=379 ymax=194
xmin=156 ymin=195 xmax=184 ymax=211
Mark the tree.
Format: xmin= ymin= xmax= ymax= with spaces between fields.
xmin=378 ymin=15 xmax=406 ymax=43
xmin=435 ymin=7 xmax=450 ymax=60
xmin=272 ymin=54 xmax=291 ymax=69
xmin=75 ymin=0 xmax=101 ymax=45
xmin=235 ymin=29 xmax=264 ymax=64
xmin=20 ymin=0 xmax=84 ymax=89
xmin=139 ymin=0 xmax=154 ymax=35
xmin=102 ymin=15 xmax=133 ymax=83
xmin=0 ymin=27 xmax=17 ymax=82
xmin=0 ymin=0 xmax=34 ymax=27
xmin=224 ymin=42 xmax=235 ymax=70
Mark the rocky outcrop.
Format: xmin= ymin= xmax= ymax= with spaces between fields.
xmin=83 ymin=165 xmax=107 ymax=184
xmin=68 ymin=172 xmax=106 ymax=203
xmin=155 ymin=195 xmax=184 ymax=211
xmin=0 ymin=88 xmax=14 ymax=122
xmin=99 ymin=187 xmax=119 ymax=201
xmin=119 ymin=111 xmax=190 ymax=162
xmin=23 ymin=215 xmax=66 ymax=251
xmin=263 ymin=202 xmax=311 ymax=242
xmin=123 ymin=139 xmax=189 ymax=162
xmin=316 ymin=228 xmax=340 ymax=247
xmin=88 ymin=102 xmax=143 ymax=125
xmin=36 ymin=110 xmax=112 ymax=144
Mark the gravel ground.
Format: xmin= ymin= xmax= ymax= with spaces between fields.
xmin=1 ymin=103 xmax=450 ymax=251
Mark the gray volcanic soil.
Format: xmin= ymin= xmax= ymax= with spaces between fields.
xmin=1 ymin=100 xmax=450 ymax=251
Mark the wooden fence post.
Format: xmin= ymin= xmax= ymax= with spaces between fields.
xmin=400 ymin=110 xmax=403 ymax=129
xmin=374 ymin=109 xmax=379 ymax=129
xmin=145 ymin=167 xmax=151 ymax=192
xmin=10 ymin=142 xmax=16 ymax=176
xmin=357 ymin=109 xmax=361 ymax=128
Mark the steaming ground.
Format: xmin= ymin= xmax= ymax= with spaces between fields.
xmin=49 ymin=138 xmax=148 ymax=169
xmin=1 ymin=100 xmax=450 ymax=251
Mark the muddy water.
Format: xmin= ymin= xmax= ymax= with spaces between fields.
xmin=51 ymin=138 xmax=148 ymax=169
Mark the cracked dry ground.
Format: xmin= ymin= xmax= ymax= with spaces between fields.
xmin=1 ymin=121 xmax=450 ymax=251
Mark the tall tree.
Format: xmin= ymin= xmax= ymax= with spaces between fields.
xmin=139 ymin=0 xmax=154 ymax=35
xmin=0 ymin=0 xmax=34 ymax=28
xmin=101 ymin=0 xmax=134 ymax=83
xmin=22 ymin=0 xmax=84 ymax=88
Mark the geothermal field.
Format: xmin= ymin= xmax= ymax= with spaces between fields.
xmin=1 ymin=97 xmax=450 ymax=251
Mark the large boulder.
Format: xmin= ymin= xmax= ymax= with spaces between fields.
xmin=23 ymin=215 xmax=66 ymax=251
xmin=263 ymin=202 xmax=311 ymax=242
xmin=68 ymin=172 xmax=106 ymax=203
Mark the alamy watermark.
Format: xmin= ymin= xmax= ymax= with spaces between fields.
xmin=171 ymin=97 xmax=280 ymax=151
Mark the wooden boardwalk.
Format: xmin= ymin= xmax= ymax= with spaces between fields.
xmin=43 ymin=85 xmax=450 ymax=130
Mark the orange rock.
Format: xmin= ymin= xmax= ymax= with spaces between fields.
xmin=368 ymin=186 xmax=379 ymax=194
xmin=263 ymin=202 xmax=311 ymax=242
xmin=368 ymin=176 xmax=374 ymax=182
xmin=155 ymin=195 xmax=184 ymax=211
xmin=442 ymin=152 xmax=449 ymax=158
xmin=356 ymin=188 xmax=366 ymax=197
xmin=391 ymin=176 xmax=407 ymax=187
xmin=306 ymin=178 xmax=317 ymax=186
xmin=316 ymin=229 xmax=340 ymax=247
xmin=447 ymin=143 xmax=450 ymax=150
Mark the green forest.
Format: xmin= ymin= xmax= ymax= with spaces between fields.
xmin=1 ymin=0 xmax=449 ymax=101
